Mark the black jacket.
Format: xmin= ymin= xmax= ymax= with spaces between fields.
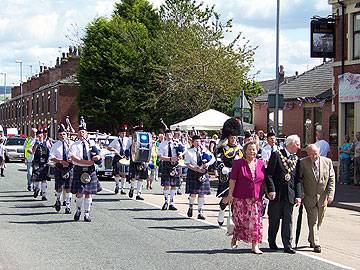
xmin=265 ymin=149 xmax=301 ymax=204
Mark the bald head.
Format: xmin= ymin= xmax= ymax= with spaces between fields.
xmin=306 ymin=144 xmax=320 ymax=161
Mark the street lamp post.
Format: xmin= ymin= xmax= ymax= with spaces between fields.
xmin=0 ymin=73 xmax=6 ymax=100
xmin=15 ymin=60 xmax=23 ymax=96
xmin=274 ymin=0 xmax=280 ymax=136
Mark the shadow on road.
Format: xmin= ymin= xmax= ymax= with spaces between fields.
xmin=108 ymin=208 xmax=158 ymax=212
xmin=12 ymin=204 xmax=53 ymax=209
xmin=167 ymin=247 xmax=278 ymax=254
xmin=148 ymin=225 xmax=219 ymax=231
xmin=133 ymin=217 xmax=188 ymax=221
xmin=0 ymin=190 xmax=26 ymax=194
xmin=92 ymin=198 xmax=121 ymax=202
xmin=9 ymin=220 xmax=74 ymax=225
xmin=17 ymin=169 xmax=27 ymax=172
xmin=0 ymin=211 xmax=57 ymax=216
xmin=0 ymin=194 xmax=34 ymax=198
xmin=0 ymin=199 xmax=41 ymax=203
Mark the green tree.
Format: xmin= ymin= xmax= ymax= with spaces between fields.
xmin=77 ymin=0 xmax=163 ymax=131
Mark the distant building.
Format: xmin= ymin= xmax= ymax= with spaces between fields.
xmin=0 ymin=47 xmax=80 ymax=138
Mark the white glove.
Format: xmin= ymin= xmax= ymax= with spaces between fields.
xmin=221 ymin=167 xmax=231 ymax=175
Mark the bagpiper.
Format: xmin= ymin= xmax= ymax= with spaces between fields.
xmin=68 ymin=124 xmax=103 ymax=222
xmin=49 ymin=125 xmax=73 ymax=214
xmin=107 ymin=125 xmax=131 ymax=195
xmin=31 ymin=129 xmax=50 ymax=200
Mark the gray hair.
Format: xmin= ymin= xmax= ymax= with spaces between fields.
xmin=305 ymin=143 xmax=319 ymax=152
xmin=285 ymin=135 xmax=301 ymax=147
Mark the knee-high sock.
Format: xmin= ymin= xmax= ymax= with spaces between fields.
xmin=114 ymin=176 xmax=120 ymax=187
xmin=65 ymin=193 xmax=72 ymax=207
xmin=62 ymin=190 xmax=66 ymax=201
xmin=164 ymin=189 xmax=170 ymax=203
xmin=120 ymin=178 xmax=126 ymax=190
xmin=198 ymin=197 xmax=205 ymax=213
xmin=137 ymin=180 xmax=143 ymax=195
xmin=41 ymin=182 xmax=47 ymax=196
xmin=84 ymin=197 xmax=92 ymax=213
xmin=130 ymin=180 xmax=135 ymax=189
xmin=188 ymin=196 xmax=195 ymax=207
xmin=55 ymin=191 xmax=61 ymax=201
xmin=76 ymin=196 xmax=84 ymax=211
xmin=170 ymin=189 xmax=176 ymax=205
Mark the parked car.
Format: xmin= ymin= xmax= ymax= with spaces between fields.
xmin=96 ymin=148 xmax=115 ymax=179
xmin=4 ymin=137 xmax=25 ymax=162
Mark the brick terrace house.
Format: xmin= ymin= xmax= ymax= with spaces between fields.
xmin=328 ymin=0 xmax=360 ymax=145
xmin=0 ymin=48 xmax=80 ymax=138
xmin=253 ymin=62 xmax=338 ymax=160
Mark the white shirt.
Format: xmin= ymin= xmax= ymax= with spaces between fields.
xmin=158 ymin=140 xmax=178 ymax=158
xmin=315 ymin=139 xmax=330 ymax=157
xmin=0 ymin=144 xmax=4 ymax=158
xmin=69 ymin=138 xmax=96 ymax=166
xmin=184 ymin=147 xmax=215 ymax=166
xmin=49 ymin=140 xmax=72 ymax=161
xmin=261 ymin=144 xmax=279 ymax=162
xmin=108 ymin=136 xmax=130 ymax=153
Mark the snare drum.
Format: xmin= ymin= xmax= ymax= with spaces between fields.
xmin=119 ymin=158 xmax=130 ymax=166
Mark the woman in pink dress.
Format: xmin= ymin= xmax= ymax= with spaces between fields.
xmin=225 ymin=141 xmax=266 ymax=254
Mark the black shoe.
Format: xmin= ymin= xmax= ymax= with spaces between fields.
xmin=84 ymin=214 xmax=91 ymax=222
xmin=115 ymin=186 xmax=119 ymax=194
xmin=74 ymin=210 xmax=81 ymax=221
xmin=65 ymin=207 xmax=71 ymax=214
xmin=136 ymin=195 xmax=144 ymax=200
xmin=218 ymin=221 xmax=224 ymax=226
xmin=197 ymin=213 xmax=205 ymax=220
xmin=62 ymin=201 xmax=66 ymax=206
xmin=27 ymin=185 xmax=32 ymax=191
xmin=120 ymin=190 xmax=126 ymax=195
xmin=187 ymin=207 xmax=193 ymax=217
xmin=41 ymin=196 xmax=47 ymax=201
xmin=269 ymin=243 xmax=279 ymax=250
xmin=313 ymin=245 xmax=321 ymax=253
xmin=54 ymin=200 xmax=61 ymax=212
xmin=161 ymin=202 xmax=168 ymax=210
xmin=33 ymin=188 xmax=39 ymax=198
xmin=309 ymin=243 xmax=315 ymax=248
xmin=129 ymin=188 xmax=134 ymax=198
xmin=284 ymin=247 xmax=296 ymax=254
xmin=168 ymin=204 xmax=177 ymax=211
xmin=1 ymin=174 xmax=4 ymax=177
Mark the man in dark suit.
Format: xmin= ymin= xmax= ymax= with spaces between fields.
xmin=266 ymin=134 xmax=302 ymax=254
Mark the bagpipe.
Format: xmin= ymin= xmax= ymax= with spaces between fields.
xmin=194 ymin=150 xmax=213 ymax=182
xmin=83 ymin=138 xmax=102 ymax=166
xmin=33 ymin=142 xmax=49 ymax=170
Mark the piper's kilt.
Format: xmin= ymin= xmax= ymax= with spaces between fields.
xmin=161 ymin=162 xmax=181 ymax=187
xmin=216 ymin=173 xmax=229 ymax=197
xmin=54 ymin=167 xmax=73 ymax=190
xmin=71 ymin=165 xmax=102 ymax=195
xmin=31 ymin=164 xmax=50 ymax=182
xmin=113 ymin=162 xmax=129 ymax=176
xmin=185 ymin=169 xmax=211 ymax=195
xmin=129 ymin=162 xmax=148 ymax=180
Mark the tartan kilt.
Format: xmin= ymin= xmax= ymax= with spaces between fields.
xmin=161 ymin=162 xmax=181 ymax=187
xmin=129 ymin=162 xmax=148 ymax=180
xmin=31 ymin=164 xmax=50 ymax=182
xmin=54 ymin=167 xmax=73 ymax=190
xmin=71 ymin=165 xmax=102 ymax=195
xmin=113 ymin=162 xmax=129 ymax=176
xmin=216 ymin=173 xmax=229 ymax=197
xmin=0 ymin=156 xmax=4 ymax=166
xmin=185 ymin=169 xmax=211 ymax=195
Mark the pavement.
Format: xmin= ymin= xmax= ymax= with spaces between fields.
xmin=332 ymin=183 xmax=360 ymax=212
xmin=0 ymin=163 xmax=358 ymax=270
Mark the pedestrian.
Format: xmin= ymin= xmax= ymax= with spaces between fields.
xmin=260 ymin=132 xmax=279 ymax=167
xmin=216 ymin=131 xmax=242 ymax=226
xmin=69 ymin=124 xmax=103 ymax=222
xmin=49 ymin=125 xmax=73 ymax=214
xmin=0 ymin=137 xmax=5 ymax=177
xmin=24 ymin=128 xmax=37 ymax=191
xmin=352 ymin=131 xmax=360 ymax=186
xmin=315 ymin=130 xmax=330 ymax=157
xmin=148 ymin=134 xmax=158 ymax=189
xmin=295 ymin=144 xmax=335 ymax=253
xmin=224 ymin=141 xmax=266 ymax=254
xmin=173 ymin=129 xmax=185 ymax=195
xmin=158 ymin=130 xmax=181 ymax=211
xmin=185 ymin=135 xmax=215 ymax=220
xmin=266 ymin=134 xmax=302 ymax=254
xmin=107 ymin=125 xmax=130 ymax=195
xmin=31 ymin=129 xmax=50 ymax=201
xmin=339 ymin=135 xmax=352 ymax=185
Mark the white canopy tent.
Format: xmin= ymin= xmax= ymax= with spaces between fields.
xmin=170 ymin=109 xmax=254 ymax=131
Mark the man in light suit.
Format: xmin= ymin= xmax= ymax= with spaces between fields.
xmin=295 ymin=144 xmax=335 ymax=253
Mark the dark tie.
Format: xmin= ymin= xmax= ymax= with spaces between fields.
xmin=271 ymin=145 xmax=274 ymax=153
xmin=168 ymin=142 xmax=172 ymax=158
xmin=82 ymin=142 xmax=88 ymax=160
xmin=196 ymin=148 xmax=202 ymax=166
xmin=62 ymin=141 xmax=67 ymax=161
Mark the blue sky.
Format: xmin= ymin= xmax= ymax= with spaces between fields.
xmin=0 ymin=0 xmax=331 ymax=87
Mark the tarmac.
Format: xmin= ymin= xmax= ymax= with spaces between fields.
xmin=332 ymin=183 xmax=360 ymax=212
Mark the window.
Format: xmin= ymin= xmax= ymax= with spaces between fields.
xmin=345 ymin=103 xmax=354 ymax=139
xmin=36 ymin=96 xmax=39 ymax=115
xmin=303 ymin=108 xmax=322 ymax=146
xmin=329 ymin=115 xmax=338 ymax=145
xmin=267 ymin=109 xmax=283 ymax=134
xmin=47 ymin=94 xmax=51 ymax=113
xmin=353 ymin=13 xmax=360 ymax=59
xmin=41 ymin=94 xmax=44 ymax=114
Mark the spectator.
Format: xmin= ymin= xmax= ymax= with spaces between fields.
xmin=260 ymin=132 xmax=279 ymax=167
xmin=315 ymin=130 xmax=330 ymax=157
xmin=352 ymin=131 xmax=360 ymax=186
xmin=339 ymin=135 xmax=352 ymax=185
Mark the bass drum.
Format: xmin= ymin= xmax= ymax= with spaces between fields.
xmin=131 ymin=132 xmax=153 ymax=163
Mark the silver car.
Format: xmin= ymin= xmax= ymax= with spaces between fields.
xmin=5 ymin=137 xmax=26 ymax=162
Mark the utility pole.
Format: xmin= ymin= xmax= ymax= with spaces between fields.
xmin=274 ymin=0 xmax=280 ymax=136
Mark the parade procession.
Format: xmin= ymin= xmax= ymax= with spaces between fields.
xmin=1 ymin=0 xmax=360 ymax=269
